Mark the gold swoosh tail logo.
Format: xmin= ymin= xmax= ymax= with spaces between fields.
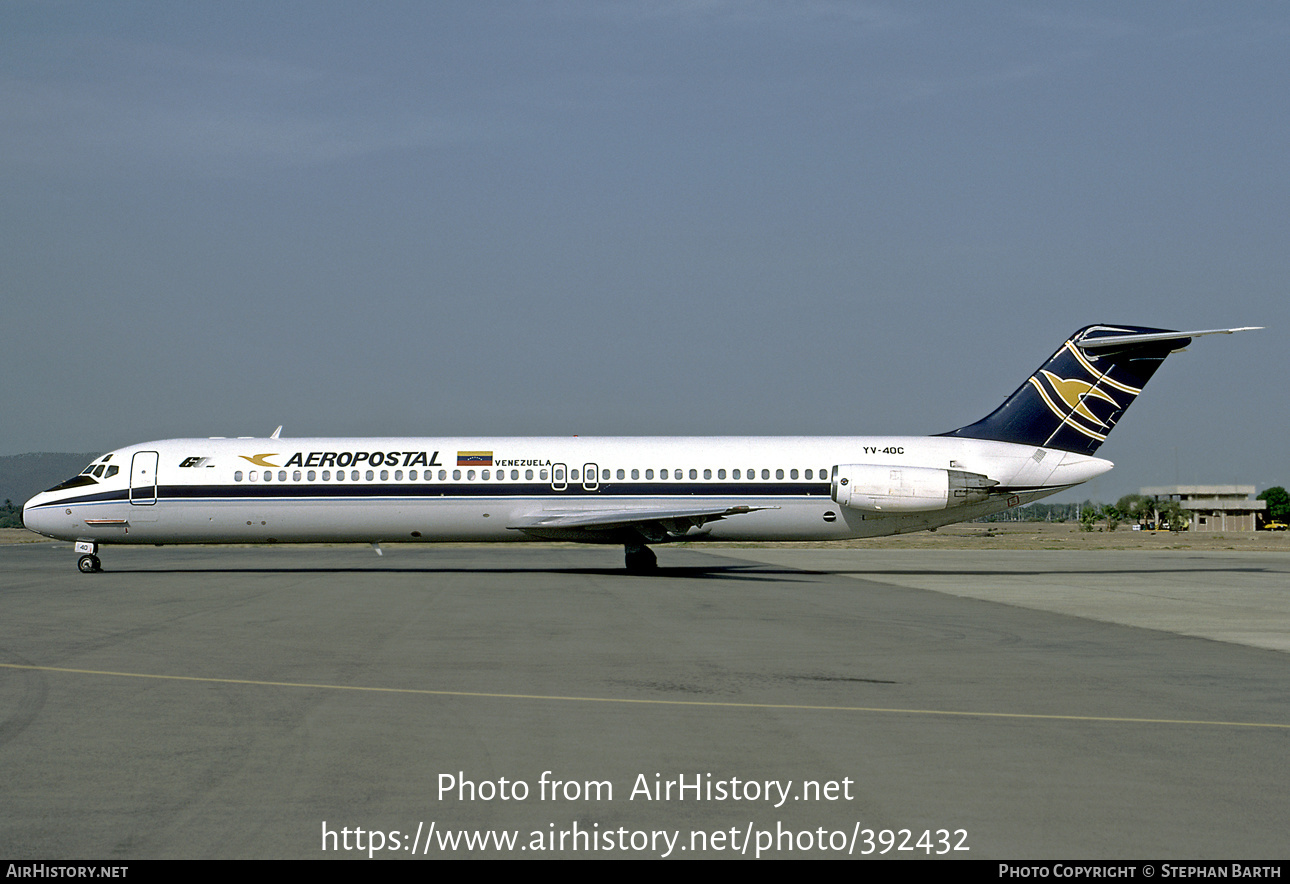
xmin=1037 ymin=370 xmax=1119 ymax=427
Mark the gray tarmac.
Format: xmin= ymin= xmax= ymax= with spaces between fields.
xmin=1 ymin=542 xmax=1287 ymax=860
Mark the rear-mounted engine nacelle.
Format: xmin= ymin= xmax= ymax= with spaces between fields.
xmin=831 ymin=464 xmax=998 ymax=513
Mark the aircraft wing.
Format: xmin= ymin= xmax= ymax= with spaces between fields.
xmin=507 ymin=504 xmax=776 ymax=542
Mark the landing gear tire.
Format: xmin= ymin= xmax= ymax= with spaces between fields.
xmin=624 ymin=544 xmax=657 ymax=573
xmin=78 ymin=554 xmax=101 ymax=573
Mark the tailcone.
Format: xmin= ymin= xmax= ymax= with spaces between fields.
xmin=1054 ymin=453 xmax=1114 ymax=485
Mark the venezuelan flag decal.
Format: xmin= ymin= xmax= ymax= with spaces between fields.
xmin=457 ymin=451 xmax=493 ymax=467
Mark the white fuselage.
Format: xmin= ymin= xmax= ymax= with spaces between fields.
xmin=22 ymin=435 xmax=1111 ymax=546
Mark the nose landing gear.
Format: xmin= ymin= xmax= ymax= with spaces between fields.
xmin=75 ymin=541 xmax=102 ymax=573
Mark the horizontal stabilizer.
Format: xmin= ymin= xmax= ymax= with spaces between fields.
xmin=941 ymin=324 xmax=1259 ymax=454
xmin=1076 ymin=326 xmax=1262 ymax=354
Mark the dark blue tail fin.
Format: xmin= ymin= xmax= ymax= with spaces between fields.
xmin=940 ymin=324 xmax=1253 ymax=455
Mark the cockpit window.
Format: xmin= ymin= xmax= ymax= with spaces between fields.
xmin=45 ymin=475 xmax=98 ymax=492
xmin=81 ymin=454 xmax=112 ymax=475
xmin=79 ymin=456 xmax=118 ymax=479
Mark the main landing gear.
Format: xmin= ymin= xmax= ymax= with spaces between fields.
xmin=75 ymin=541 xmax=102 ymax=573
xmin=624 ymin=542 xmax=657 ymax=574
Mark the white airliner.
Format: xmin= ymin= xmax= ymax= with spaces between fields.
xmin=23 ymin=324 xmax=1257 ymax=573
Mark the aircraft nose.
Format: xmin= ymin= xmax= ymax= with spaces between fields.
xmin=22 ymin=492 xmax=56 ymax=538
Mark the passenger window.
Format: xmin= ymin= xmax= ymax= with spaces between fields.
xmin=293 ymin=470 xmax=301 ymax=481
xmin=689 ymin=469 xmax=697 ymax=480
xmin=540 ymin=470 xmax=548 ymax=481
xmin=631 ymin=469 xmax=639 ymax=480
xmin=278 ymin=471 xmax=287 ymax=481
xmin=307 ymin=470 xmax=316 ymax=481
xmin=617 ymin=469 xmax=625 ymax=480
xmin=776 ymin=469 xmax=784 ymax=480
xmin=453 ymin=470 xmax=462 ymax=480
xmin=602 ymin=469 xmax=609 ymax=480
xmin=525 ymin=469 xmax=533 ymax=480
xmin=351 ymin=470 xmax=359 ymax=481
xmin=733 ymin=469 xmax=740 ymax=480
xmin=482 ymin=470 xmax=490 ymax=480
xmin=409 ymin=470 xmax=417 ymax=480
xmin=323 ymin=470 xmax=331 ymax=480
xmin=805 ymin=469 xmax=812 ymax=480
xmin=235 ymin=471 xmax=243 ymax=482
xmin=249 ymin=471 xmax=258 ymax=482
xmin=467 ymin=470 xmax=476 ymax=480
xmin=659 ymin=469 xmax=667 ymax=481
xmin=264 ymin=471 xmax=273 ymax=482
xmin=674 ymin=469 xmax=682 ymax=480
xmin=380 ymin=470 xmax=388 ymax=481
xmin=512 ymin=470 xmax=519 ymax=480
xmin=645 ymin=469 xmax=653 ymax=479
xmin=762 ymin=469 xmax=771 ymax=480
xmin=570 ymin=469 xmax=578 ymax=480
xmin=790 ymin=469 xmax=798 ymax=479
xmin=703 ymin=469 xmax=711 ymax=480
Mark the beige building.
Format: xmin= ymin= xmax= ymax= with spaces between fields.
xmin=1140 ymin=485 xmax=1268 ymax=532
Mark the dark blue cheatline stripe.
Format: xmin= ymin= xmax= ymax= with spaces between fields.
xmin=42 ymin=482 xmax=834 ymax=507
xmin=165 ymin=481 xmax=832 ymax=500
xmin=27 ymin=488 xmax=128 ymax=508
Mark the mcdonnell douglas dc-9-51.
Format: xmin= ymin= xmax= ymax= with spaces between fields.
xmin=23 ymin=324 xmax=1257 ymax=573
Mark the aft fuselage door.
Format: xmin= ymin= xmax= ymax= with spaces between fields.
xmin=551 ymin=463 xmax=568 ymax=491
xmin=582 ymin=463 xmax=599 ymax=492
xmin=129 ymin=451 xmax=159 ymax=505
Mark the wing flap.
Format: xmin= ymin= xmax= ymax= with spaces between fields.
xmin=507 ymin=504 xmax=775 ymax=541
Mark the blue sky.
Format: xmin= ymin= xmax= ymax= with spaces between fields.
xmin=3 ymin=2 xmax=1286 ymax=500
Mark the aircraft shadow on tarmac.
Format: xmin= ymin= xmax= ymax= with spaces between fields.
xmin=85 ymin=563 xmax=817 ymax=583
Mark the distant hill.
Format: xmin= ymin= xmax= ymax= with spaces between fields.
xmin=0 ymin=452 xmax=102 ymax=511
